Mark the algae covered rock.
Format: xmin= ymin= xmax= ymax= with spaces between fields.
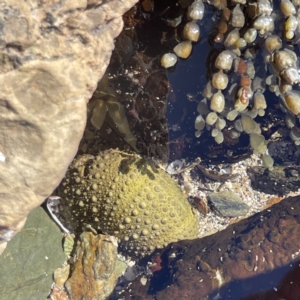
xmin=58 ymin=149 xmax=199 ymax=257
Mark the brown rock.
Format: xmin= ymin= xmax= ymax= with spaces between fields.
xmin=0 ymin=0 xmax=137 ymax=254
xmin=47 ymin=286 xmax=70 ymax=300
xmin=247 ymin=166 xmax=300 ymax=195
xmin=65 ymin=232 xmax=118 ymax=300
xmin=54 ymin=265 xmax=71 ymax=288
xmin=119 ymin=196 xmax=300 ymax=299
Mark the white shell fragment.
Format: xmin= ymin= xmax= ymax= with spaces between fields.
xmin=285 ymin=15 xmax=298 ymax=39
xmin=274 ymin=50 xmax=296 ymax=72
xmin=241 ymin=115 xmax=256 ymax=134
xmin=265 ymin=35 xmax=282 ymax=53
xmin=173 ymin=41 xmax=192 ymax=58
xmin=215 ymin=50 xmax=236 ymax=71
xmin=262 ymin=153 xmax=274 ymax=170
xmin=210 ymin=90 xmax=225 ymax=113
xmin=250 ymin=133 xmax=267 ymax=155
xmin=231 ymin=5 xmax=245 ymax=28
xmin=224 ymin=28 xmax=240 ymax=48
xmin=211 ymin=128 xmax=219 ymax=137
xmin=183 ymin=21 xmax=200 ymax=42
xmin=187 ymin=0 xmax=205 ymax=20
xmin=206 ymin=112 xmax=218 ymax=125
xmin=282 ymin=90 xmax=300 ymax=115
xmin=195 ymin=115 xmax=206 ymax=130
xmin=253 ymin=15 xmax=274 ymax=34
xmin=161 ymin=53 xmax=177 ymax=68
xmin=226 ymin=109 xmax=238 ymax=121
xmin=257 ymin=0 xmax=273 ymax=16
xmin=281 ymin=67 xmax=300 ymax=84
xmin=212 ymin=70 xmax=228 ymax=90
xmin=254 ymin=92 xmax=267 ymax=110
xmin=280 ymin=0 xmax=296 ymax=16
xmin=214 ymin=131 xmax=224 ymax=144
xmin=244 ymin=28 xmax=257 ymax=43
xmin=215 ymin=118 xmax=226 ymax=131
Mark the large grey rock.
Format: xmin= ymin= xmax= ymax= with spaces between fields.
xmin=0 ymin=207 xmax=66 ymax=300
xmin=0 ymin=0 xmax=137 ymax=254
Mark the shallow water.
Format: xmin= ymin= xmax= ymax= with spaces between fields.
xmin=94 ymin=1 xmax=300 ymax=298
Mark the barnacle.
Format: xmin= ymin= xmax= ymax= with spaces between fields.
xmin=160 ymin=0 xmax=300 ymax=169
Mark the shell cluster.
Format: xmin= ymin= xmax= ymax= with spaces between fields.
xmin=161 ymin=0 xmax=203 ymax=68
xmin=161 ymin=0 xmax=300 ymax=169
xmin=57 ymin=149 xmax=199 ymax=257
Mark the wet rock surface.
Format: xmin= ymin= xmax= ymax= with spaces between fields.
xmin=0 ymin=207 xmax=66 ymax=300
xmin=207 ymin=191 xmax=250 ymax=217
xmin=65 ymin=232 xmax=118 ymax=300
xmin=0 ymin=0 xmax=138 ymax=254
xmin=119 ymin=196 xmax=300 ymax=300
xmin=247 ymin=165 xmax=300 ymax=196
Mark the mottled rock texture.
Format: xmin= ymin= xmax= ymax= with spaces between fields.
xmin=65 ymin=232 xmax=118 ymax=300
xmin=58 ymin=149 xmax=199 ymax=257
xmin=120 ymin=196 xmax=300 ymax=299
xmin=0 ymin=0 xmax=138 ymax=254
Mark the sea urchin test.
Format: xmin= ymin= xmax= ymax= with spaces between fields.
xmin=58 ymin=149 xmax=199 ymax=257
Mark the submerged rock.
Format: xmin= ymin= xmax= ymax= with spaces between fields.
xmin=119 ymin=196 xmax=300 ymax=299
xmin=208 ymin=191 xmax=250 ymax=217
xmin=58 ymin=149 xmax=199 ymax=257
xmin=247 ymin=165 xmax=300 ymax=195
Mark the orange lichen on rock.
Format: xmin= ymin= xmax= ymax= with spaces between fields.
xmin=64 ymin=232 xmax=118 ymax=300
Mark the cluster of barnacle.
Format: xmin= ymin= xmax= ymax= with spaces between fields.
xmin=160 ymin=0 xmax=300 ymax=169
xmin=160 ymin=0 xmax=204 ymax=67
